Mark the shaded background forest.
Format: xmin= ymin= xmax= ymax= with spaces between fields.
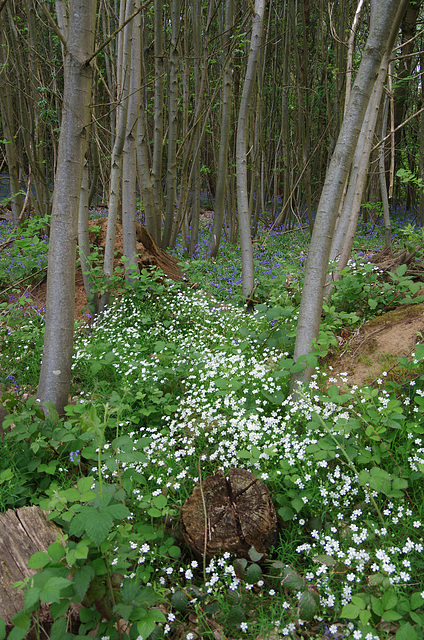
xmin=1 ymin=0 xmax=423 ymax=245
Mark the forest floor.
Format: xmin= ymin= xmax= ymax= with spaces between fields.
xmin=2 ymin=205 xmax=424 ymax=640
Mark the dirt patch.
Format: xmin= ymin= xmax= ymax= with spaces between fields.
xmin=18 ymin=220 xmax=184 ymax=320
xmin=326 ymin=302 xmax=424 ymax=387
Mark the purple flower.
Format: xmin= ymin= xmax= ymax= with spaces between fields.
xmin=70 ymin=450 xmax=80 ymax=463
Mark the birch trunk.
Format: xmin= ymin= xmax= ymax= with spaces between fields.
xmin=236 ymin=0 xmax=266 ymax=300
xmin=122 ymin=1 xmax=140 ymax=282
xmin=99 ymin=0 xmax=133 ymax=313
xmin=37 ymin=0 xmax=97 ymax=414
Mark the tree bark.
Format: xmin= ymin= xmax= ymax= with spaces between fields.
xmin=37 ymin=0 xmax=97 ymax=414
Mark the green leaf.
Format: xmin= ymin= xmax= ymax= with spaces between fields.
xmin=171 ymin=590 xmax=188 ymax=613
xmin=368 ymin=298 xmax=378 ymax=309
xmin=48 ymin=542 xmax=65 ymax=561
xmin=248 ymin=547 xmax=264 ymax=562
xmin=73 ymin=565 xmax=95 ymax=600
xmin=312 ymin=554 xmax=337 ymax=567
xmin=0 ymin=619 xmax=5 ymax=640
xmin=85 ymin=511 xmax=113 ymax=546
xmin=39 ymin=577 xmax=73 ymax=603
xmin=341 ymin=603 xmax=361 ymax=619
xmin=136 ymin=609 xmax=161 ymax=639
xmin=245 ymin=563 xmax=262 ymax=584
xmin=61 ymin=488 xmax=80 ymax=502
xmin=152 ymin=494 xmax=167 ymax=509
xmin=50 ymin=617 xmax=67 ymax=640
xmin=104 ymin=503 xmax=131 ymax=519
xmin=298 ymin=589 xmax=319 ymax=621
xmin=371 ymin=595 xmax=384 ymax=616
xmin=27 ymin=552 xmax=51 ymax=569
xmin=282 ymin=568 xmax=303 ymax=591
xmin=50 ymin=599 xmax=71 ymax=619
xmin=396 ymin=264 xmax=408 ymax=277
xmin=24 ymin=586 xmax=41 ymax=611
xmin=7 ymin=626 xmax=30 ymax=640
xmin=410 ymin=591 xmax=424 ymax=610
xmin=77 ymin=476 xmax=94 ymax=494
xmin=396 ymin=623 xmax=417 ymax=640
xmin=382 ymin=590 xmax=397 ymax=610
xmin=278 ymin=506 xmax=295 ymax=521
xmin=113 ymin=603 xmax=134 ymax=621
xmin=382 ymin=610 xmax=403 ymax=622
xmin=121 ymin=578 xmax=141 ymax=604
xmin=168 ymin=545 xmax=181 ymax=559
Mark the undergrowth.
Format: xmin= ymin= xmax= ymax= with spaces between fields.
xmin=0 ymin=212 xmax=424 ymax=640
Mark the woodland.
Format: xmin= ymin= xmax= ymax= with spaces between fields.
xmin=1 ymin=0 xmax=424 ymax=639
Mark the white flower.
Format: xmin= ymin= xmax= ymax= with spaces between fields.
xmin=240 ymin=622 xmax=248 ymax=632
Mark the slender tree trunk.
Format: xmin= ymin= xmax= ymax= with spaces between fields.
xmin=162 ymin=0 xmax=180 ymax=249
xmin=236 ymin=0 xmax=266 ymax=299
xmin=152 ymin=0 xmax=164 ymax=241
xmin=122 ymin=0 xmax=140 ymax=282
xmin=99 ymin=0 xmax=133 ymax=313
xmin=379 ymin=92 xmax=392 ymax=249
xmin=38 ymin=0 xmax=97 ymax=414
xmin=329 ymin=52 xmax=389 ymax=265
xmin=291 ymin=0 xmax=408 ymax=391
xmin=78 ymin=159 xmax=99 ymax=315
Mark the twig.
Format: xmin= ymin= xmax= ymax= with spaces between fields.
xmin=0 ymin=266 xmax=47 ymax=299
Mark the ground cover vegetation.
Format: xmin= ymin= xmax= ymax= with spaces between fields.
xmin=1 ymin=209 xmax=424 ymax=640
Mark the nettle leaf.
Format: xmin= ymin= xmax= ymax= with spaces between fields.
xmin=171 ymin=590 xmax=188 ymax=613
xmin=312 ymin=554 xmax=336 ymax=567
xmin=113 ymin=603 xmax=134 ymax=621
xmin=245 ymin=563 xmax=262 ymax=584
xmin=298 ymin=589 xmax=319 ymax=621
xmin=49 ymin=617 xmax=67 ymax=640
xmin=137 ymin=610 xmax=165 ymax=639
xmin=48 ymin=542 xmax=66 ymax=561
xmin=39 ymin=577 xmax=73 ymax=603
xmin=103 ymin=503 xmax=131 ymax=520
xmin=396 ymin=622 xmax=418 ymax=640
xmin=396 ymin=264 xmax=408 ymax=277
xmin=73 ymin=565 xmax=95 ymax=600
xmin=85 ymin=511 xmax=113 ymax=546
xmin=121 ymin=577 xmax=141 ymax=604
xmin=27 ymin=551 xmax=51 ymax=570
xmin=282 ymin=568 xmax=303 ymax=591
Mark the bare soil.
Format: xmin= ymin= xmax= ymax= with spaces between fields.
xmin=325 ymin=302 xmax=424 ymax=387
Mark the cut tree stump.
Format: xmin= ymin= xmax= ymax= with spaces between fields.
xmin=180 ymin=468 xmax=277 ymax=559
xmin=0 ymin=506 xmax=62 ymax=624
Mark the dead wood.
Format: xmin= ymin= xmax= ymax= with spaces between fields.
xmin=0 ymin=506 xmax=61 ymax=625
xmin=180 ymin=468 xmax=277 ymax=559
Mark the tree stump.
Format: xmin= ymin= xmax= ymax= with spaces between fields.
xmin=180 ymin=468 xmax=277 ymax=559
xmin=0 ymin=506 xmax=61 ymax=625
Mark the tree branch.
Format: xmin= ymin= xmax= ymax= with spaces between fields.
xmin=37 ymin=0 xmax=67 ymax=49
xmin=87 ymin=0 xmax=154 ymax=65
